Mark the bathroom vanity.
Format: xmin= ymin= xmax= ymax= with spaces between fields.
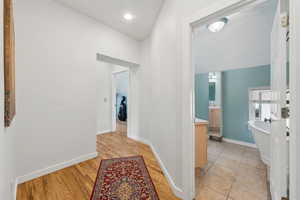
xmin=195 ymin=118 xmax=208 ymax=168
xmin=209 ymin=107 xmax=221 ymax=131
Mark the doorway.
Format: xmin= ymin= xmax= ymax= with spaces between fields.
xmin=96 ymin=54 xmax=139 ymax=139
xmin=181 ymin=0 xmax=292 ymax=199
xmin=111 ymin=66 xmax=129 ymax=136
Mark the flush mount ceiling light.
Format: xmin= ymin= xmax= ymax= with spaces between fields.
xmin=123 ymin=13 xmax=134 ymax=21
xmin=207 ymin=18 xmax=228 ymax=33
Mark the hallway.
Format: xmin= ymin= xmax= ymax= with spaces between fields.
xmin=17 ymin=133 xmax=180 ymax=200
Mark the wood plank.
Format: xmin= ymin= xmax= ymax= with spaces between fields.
xmin=195 ymin=123 xmax=208 ymax=168
xmin=17 ymin=133 xmax=181 ymax=200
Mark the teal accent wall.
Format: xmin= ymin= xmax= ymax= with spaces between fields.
xmin=222 ymin=65 xmax=271 ymax=143
xmin=195 ymin=73 xmax=209 ymax=120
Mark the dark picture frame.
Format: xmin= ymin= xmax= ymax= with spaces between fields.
xmin=3 ymin=0 xmax=16 ymax=127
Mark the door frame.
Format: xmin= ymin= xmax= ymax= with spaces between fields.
xmin=111 ymin=68 xmax=129 ymax=132
xmin=181 ymin=0 xmax=297 ymax=199
xmin=288 ymin=0 xmax=299 ymax=199
xmin=111 ymin=73 xmax=117 ymax=132
xmin=97 ymin=54 xmax=140 ymax=140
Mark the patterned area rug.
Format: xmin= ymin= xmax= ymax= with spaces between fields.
xmin=90 ymin=156 xmax=159 ymax=200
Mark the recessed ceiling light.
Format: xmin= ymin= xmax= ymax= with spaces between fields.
xmin=123 ymin=13 xmax=134 ymax=21
xmin=207 ymin=18 xmax=228 ymax=33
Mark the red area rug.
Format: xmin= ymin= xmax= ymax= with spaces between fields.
xmin=90 ymin=155 xmax=159 ymax=200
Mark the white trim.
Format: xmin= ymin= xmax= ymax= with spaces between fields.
xmin=223 ymin=138 xmax=257 ymax=148
xmin=96 ymin=54 xmax=139 ymax=68
xmin=126 ymin=67 xmax=139 ymax=139
xmin=12 ymin=179 xmax=17 ymax=200
xmin=111 ymin=73 xmax=117 ymax=132
xmin=148 ymin=143 xmax=184 ymax=199
xmin=261 ymin=155 xmax=270 ymax=167
xmin=16 ymin=152 xmax=98 ymax=184
xmin=14 ymin=181 xmax=17 ymax=200
xmin=130 ymin=136 xmax=184 ymax=199
xmin=289 ymin=0 xmax=298 ymax=199
xmin=181 ymin=0 xmax=272 ymax=199
xmin=97 ymin=129 xmax=112 ymax=135
xmin=112 ymin=68 xmax=129 ymax=74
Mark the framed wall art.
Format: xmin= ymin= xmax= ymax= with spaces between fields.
xmin=3 ymin=0 xmax=16 ymax=127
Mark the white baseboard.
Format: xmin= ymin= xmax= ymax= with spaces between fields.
xmin=14 ymin=180 xmax=17 ymax=200
xmin=12 ymin=179 xmax=17 ymax=200
xmin=96 ymin=129 xmax=112 ymax=135
xmin=16 ymin=152 xmax=98 ymax=184
xmin=223 ymin=138 xmax=257 ymax=148
xmin=129 ymin=136 xmax=184 ymax=199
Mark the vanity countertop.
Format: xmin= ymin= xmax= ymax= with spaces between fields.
xmin=194 ymin=118 xmax=209 ymax=125
xmin=209 ymin=106 xmax=221 ymax=109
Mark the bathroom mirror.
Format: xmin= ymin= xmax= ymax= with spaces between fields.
xmin=208 ymin=72 xmax=222 ymax=139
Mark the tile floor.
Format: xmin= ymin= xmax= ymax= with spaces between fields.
xmin=195 ymin=139 xmax=271 ymax=200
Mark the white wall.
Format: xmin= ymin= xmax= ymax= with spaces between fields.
xmin=95 ymin=64 xmax=129 ymax=134
xmin=4 ymin=0 xmax=299 ymax=199
xmin=139 ymin=0 xmax=243 ymax=197
xmin=11 ymin=0 xmax=228 ymax=196
xmin=14 ymin=0 xmax=140 ymax=179
xmin=0 ymin=125 xmax=16 ymax=200
xmin=0 ymin=0 xmax=17 ymax=199
xmin=96 ymin=62 xmax=113 ymax=134
xmin=115 ymin=71 xmax=129 ymax=96
xmin=214 ymin=72 xmax=222 ymax=107
xmin=193 ymin=1 xmax=276 ymax=73
xmin=139 ymin=0 xmax=183 ymax=191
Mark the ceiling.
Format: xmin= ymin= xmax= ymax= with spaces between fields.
xmin=55 ymin=0 xmax=164 ymax=41
xmin=193 ymin=0 xmax=277 ymax=73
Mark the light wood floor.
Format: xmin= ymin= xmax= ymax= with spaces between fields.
xmin=116 ymin=120 xmax=127 ymax=136
xmin=17 ymin=133 xmax=180 ymax=200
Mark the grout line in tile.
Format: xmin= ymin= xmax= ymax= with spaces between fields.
xmin=225 ymin=178 xmax=236 ymax=200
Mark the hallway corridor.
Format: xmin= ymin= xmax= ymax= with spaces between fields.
xmin=17 ymin=133 xmax=179 ymax=200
